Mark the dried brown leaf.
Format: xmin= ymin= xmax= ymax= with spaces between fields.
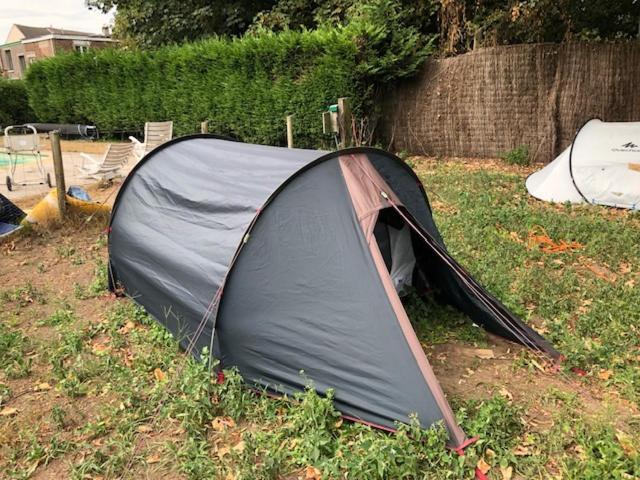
xmin=153 ymin=368 xmax=167 ymax=382
xmin=212 ymin=416 xmax=236 ymax=431
xmin=598 ymin=369 xmax=614 ymax=381
xmin=304 ymin=466 xmax=322 ymax=480
xmin=474 ymin=348 xmax=495 ymax=359
xmin=232 ymin=440 xmax=245 ymax=453
xmin=476 ymin=457 xmax=491 ymax=475
xmin=500 ymin=465 xmax=513 ymax=480
xmin=514 ymin=444 xmax=532 ymax=456
xmin=0 ymin=407 xmax=18 ymax=416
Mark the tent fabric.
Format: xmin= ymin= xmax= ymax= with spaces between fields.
xmin=388 ymin=224 xmax=416 ymax=295
xmin=0 ymin=193 xmax=25 ymax=224
xmin=0 ymin=222 xmax=21 ymax=236
xmin=0 ymin=193 xmax=25 ymax=238
xmin=341 ymin=152 xmax=558 ymax=355
xmin=108 ymin=137 xmax=325 ymax=356
xmin=336 ymin=153 xmax=465 ymax=443
xmin=215 ymin=158 xmax=465 ymax=445
xmin=527 ymin=119 xmax=640 ymax=209
xmin=108 ymin=136 xmax=559 ymax=447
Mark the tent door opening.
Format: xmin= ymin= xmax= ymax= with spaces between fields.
xmin=373 ymin=207 xmax=417 ymax=297
xmin=372 ymin=207 xmax=445 ymax=301
xmin=370 ymin=205 xmax=559 ymax=357
xmin=372 ymin=206 xmax=483 ymax=326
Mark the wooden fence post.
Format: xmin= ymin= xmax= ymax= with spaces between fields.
xmin=50 ymin=131 xmax=66 ymax=219
xmin=200 ymin=121 xmax=209 ymax=134
xmin=338 ymin=97 xmax=352 ymax=148
xmin=286 ymin=115 xmax=294 ymax=149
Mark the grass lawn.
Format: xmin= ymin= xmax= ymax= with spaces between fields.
xmin=1 ymin=158 xmax=638 ymax=479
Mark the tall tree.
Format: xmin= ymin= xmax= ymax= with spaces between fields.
xmin=441 ymin=0 xmax=640 ymax=54
xmin=250 ymin=0 xmax=438 ymax=36
xmin=88 ymin=0 xmax=276 ymax=46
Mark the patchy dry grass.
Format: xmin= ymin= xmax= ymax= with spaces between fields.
xmin=1 ymin=159 xmax=638 ymax=479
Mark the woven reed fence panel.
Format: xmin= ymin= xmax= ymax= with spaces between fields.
xmin=381 ymin=43 xmax=640 ymax=163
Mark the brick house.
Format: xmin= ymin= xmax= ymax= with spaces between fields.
xmin=0 ymin=24 xmax=116 ymax=79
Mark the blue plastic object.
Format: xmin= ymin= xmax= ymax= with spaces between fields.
xmin=67 ymin=186 xmax=91 ymax=201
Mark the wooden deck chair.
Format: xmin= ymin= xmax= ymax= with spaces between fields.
xmin=79 ymin=143 xmax=134 ymax=180
xmin=129 ymin=121 xmax=173 ymax=160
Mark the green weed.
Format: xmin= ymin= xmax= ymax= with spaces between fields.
xmin=1 ymin=282 xmax=46 ymax=307
xmin=74 ymin=258 xmax=109 ymax=299
xmin=424 ymin=163 xmax=640 ymax=402
xmin=0 ymin=323 xmax=32 ymax=378
xmin=501 ymin=145 xmax=530 ymax=165
xmin=39 ymin=306 xmax=76 ymax=327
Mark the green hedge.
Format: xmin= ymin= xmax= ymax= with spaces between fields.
xmin=25 ymin=29 xmax=362 ymax=147
xmin=0 ymin=79 xmax=34 ymax=129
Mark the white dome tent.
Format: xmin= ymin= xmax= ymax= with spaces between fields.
xmin=526 ymin=119 xmax=640 ymax=210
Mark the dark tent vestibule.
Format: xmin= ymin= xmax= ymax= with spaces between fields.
xmin=108 ymin=136 xmax=559 ymax=448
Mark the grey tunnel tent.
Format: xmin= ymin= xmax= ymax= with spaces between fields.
xmin=108 ymin=136 xmax=559 ymax=447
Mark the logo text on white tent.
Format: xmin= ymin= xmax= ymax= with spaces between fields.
xmin=612 ymin=141 xmax=639 ymax=152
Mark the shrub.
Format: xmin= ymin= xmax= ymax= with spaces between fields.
xmin=501 ymin=145 xmax=530 ymax=166
xmin=0 ymin=78 xmax=34 ymax=128
xmin=25 ymin=19 xmax=435 ymax=148
xmin=25 ymin=30 xmax=360 ymax=147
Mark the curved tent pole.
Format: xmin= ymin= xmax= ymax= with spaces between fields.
xmin=568 ymin=118 xmax=600 ymax=204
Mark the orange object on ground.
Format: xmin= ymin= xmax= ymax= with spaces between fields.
xmin=527 ymin=225 xmax=584 ymax=253
xmin=23 ymin=189 xmax=111 ymax=224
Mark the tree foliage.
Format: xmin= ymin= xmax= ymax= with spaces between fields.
xmin=440 ymin=0 xmax=640 ymax=54
xmin=87 ymin=0 xmax=276 ymax=47
xmin=0 ymin=79 xmax=34 ymax=128
xmin=90 ymin=0 xmax=638 ymax=53
xmin=25 ymin=29 xmax=360 ymax=146
xmin=251 ymin=0 xmax=438 ymax=35
xmin=253 ymin=0 xmax=437 ymax=84
xmin=26 ymin=1 xmax=437 ymax=145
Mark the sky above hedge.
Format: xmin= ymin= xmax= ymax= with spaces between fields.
xmin=0 ymin=0 xmax=114 ymax=42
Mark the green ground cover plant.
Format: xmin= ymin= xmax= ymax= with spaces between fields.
xmin=501 ymin=145 xmax=530 ymax=166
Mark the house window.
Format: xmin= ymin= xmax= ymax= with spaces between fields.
xmin=3 ymin=50 xmax=13 ymax=71
xmin=73 ymin=41 xmax=90 ymax=54
xmin=18 ymin=55 xmax=26 ymax=73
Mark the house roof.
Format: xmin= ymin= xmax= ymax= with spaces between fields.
xmin=14 ymin=24 xmax=107 ymax=40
